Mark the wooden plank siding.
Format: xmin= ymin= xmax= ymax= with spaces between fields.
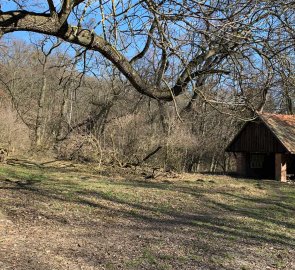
xmin=226 ymin=120 xmax=288 ymax=153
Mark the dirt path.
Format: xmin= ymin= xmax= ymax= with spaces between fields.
xmin=0 ymin=210 xmax=17 ymax=269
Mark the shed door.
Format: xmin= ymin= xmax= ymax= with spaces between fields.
xmin=248 ymin=153 xmax=275 ymax=179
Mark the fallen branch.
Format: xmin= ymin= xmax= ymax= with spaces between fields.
xmin=125 ymin=145 xmax=162 ymax=167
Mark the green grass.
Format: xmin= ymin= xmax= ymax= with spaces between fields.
xmin=0 ymin=161 xmax=294 ymax=269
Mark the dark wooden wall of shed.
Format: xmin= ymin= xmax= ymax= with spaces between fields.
xmin=245 ymin=153 xmax=276 ymax=179
xmin=227 ymin=120 xmax=287 ymax=153
xmin=287 ymin=154 xmax=295 ymax=176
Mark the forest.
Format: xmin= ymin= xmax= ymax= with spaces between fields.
xmin=0 ymin=0 xmax=294 ymax=173
xmin=0 ymin=35 xmax=293 ymax=172
xmin=0 ymin=37 xmax=243 ymax=172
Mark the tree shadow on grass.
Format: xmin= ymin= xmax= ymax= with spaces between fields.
xmin=219 ymin=191 xmax=295 ymax=211
xmin=2 ymin=177 xmax=294 ymax=250
xmin=0 ymin=162 xmax=295 ymax=259
xmin=78 ymin=188 xmax=295 ymax=245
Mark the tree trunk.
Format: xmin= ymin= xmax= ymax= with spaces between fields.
xmin=35 ymin=74 xmax=47 ymax=148
xmin=56 ymin=89 xmax=69 ymax=141
xmin=210 ymin=154 xmax=216 ymax=172
xmin=196 ymin=154 xmax=202 ymax=172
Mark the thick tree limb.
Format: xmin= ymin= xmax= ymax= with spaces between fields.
xmin=129 ymin=19 xmax=156 ymax=64
xmin=0 ymin=10 xmax=229 ymax=101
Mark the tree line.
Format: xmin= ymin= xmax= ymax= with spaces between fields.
xmin=0 ymin=0 xmax=294 ymax=172
xmin=0 ymin=36 xmax=293 ymax=172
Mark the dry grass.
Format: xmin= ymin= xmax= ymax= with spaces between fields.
xmin=0 ymin=159 xmax=294 ymax=270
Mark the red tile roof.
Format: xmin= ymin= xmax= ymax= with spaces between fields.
xmin=259 ymin=113 xmax=295 ymax=154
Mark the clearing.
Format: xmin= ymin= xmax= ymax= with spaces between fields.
xmin=0 ymin=160 xmax=294 ymax=270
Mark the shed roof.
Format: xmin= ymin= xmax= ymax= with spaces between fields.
xmin=259 ymin=113 xmax=295 ymax=154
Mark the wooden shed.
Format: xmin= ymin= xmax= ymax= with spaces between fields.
xmin=226 ymin=113 xmax=295 ymax=182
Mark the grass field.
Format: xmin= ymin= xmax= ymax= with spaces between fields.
xmin=0 ymin=160 xmax=294 ymax=270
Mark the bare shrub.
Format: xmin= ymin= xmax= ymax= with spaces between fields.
xmin=57 ymin=133 xmax=102 ymax=163
xmin=0 ymin=148 xmax=8 ymax=163
xmin=0 ymin=102 xmax=31 ymax=155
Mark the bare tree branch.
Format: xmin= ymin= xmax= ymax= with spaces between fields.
xmin=129 ymin=19 xmax=156 ymax=64
xmin=47 ymin=0 xmax=56 ymax=16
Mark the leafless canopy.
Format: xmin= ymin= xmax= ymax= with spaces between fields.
xmin=0 ymin=1 xmax=294 ymax=101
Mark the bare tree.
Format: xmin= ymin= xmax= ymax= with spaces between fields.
xmin=0 ymin=39 xmax=80 ymax=148
xmin=1 ymin=1 xmax=293 ymax=105
xmin=33 ymin=37 xmax=62 ymax=147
